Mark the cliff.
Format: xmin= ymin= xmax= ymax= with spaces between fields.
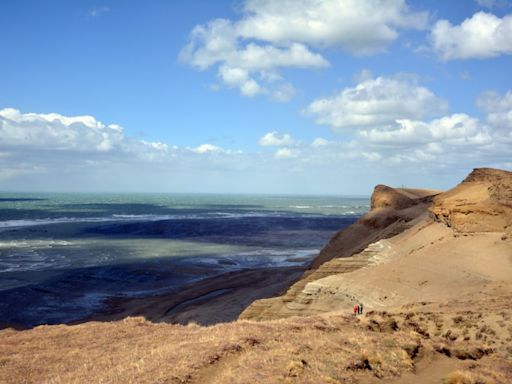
xmin=240 ymin=168 xmax=512 ymax=321
xmin=431 ymin=168 xmax=512 ymax=233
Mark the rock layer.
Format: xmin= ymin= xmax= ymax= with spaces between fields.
xmin=430 ymin=168 xmax=512 ymax=233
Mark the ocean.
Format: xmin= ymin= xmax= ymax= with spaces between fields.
xmin=0 ymin=193 xmax=368 ymax=327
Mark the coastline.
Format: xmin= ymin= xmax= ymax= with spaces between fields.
xmin=84 ymin=265 xmax=307 ymax=326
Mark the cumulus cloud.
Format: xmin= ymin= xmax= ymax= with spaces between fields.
xmin=304 ymin=75 xmax=448 ymax=131
xmin=430 ymin=11 xmax=512 ymax=60
xmin=180 ymin=0 xmax=427 ymax=99
xmin=0 ymin=108 xmax=198 ymax=164
xmin=302 ymin=110 xmax=506 ymax=168
xmin=360 ymin=114 xmax=492 ymax=147
xmin=302 ymin=79 xmax=511 ymax=169
xmin=0 ymin=108 xmax=125 ymax=152
xmin=237 ymin=0 xmax=428 ymax=54
xmin=259 ymin=131 xmax=296 ymax=146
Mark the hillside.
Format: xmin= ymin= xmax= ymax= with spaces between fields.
xmin=240 ymin=168 xmax=512 ymax=321
xmin=1 ymin=167 xmax=511 ymax=383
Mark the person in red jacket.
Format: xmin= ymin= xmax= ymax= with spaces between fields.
xmin=354 ymin=304 xmax=359 ymax=315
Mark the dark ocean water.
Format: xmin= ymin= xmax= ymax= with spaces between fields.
xmin=0 ymin=193 xmax=368 ymax=327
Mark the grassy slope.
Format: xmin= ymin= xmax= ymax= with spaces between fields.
xmin=1 ymin=297 xmax=512 ymax=383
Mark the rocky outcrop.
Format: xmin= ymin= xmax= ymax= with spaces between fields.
xmin=430 ymin=168 xmax=512 ymax=233
xmin=371 ymin=185 xmax=416 ymax=210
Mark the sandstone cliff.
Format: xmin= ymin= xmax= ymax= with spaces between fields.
xmin=431 ymin=167 xmax=512 ymax=233
xmin=240 ymin=168 xmax=512 ymax=321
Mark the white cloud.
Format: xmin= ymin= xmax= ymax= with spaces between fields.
xmin=181 ymin=0 xmax=427 ymax=99
xmin=477 ymin=90 xmax=512 ymax=137
xmin=240 ymin=79 xmax=263 ymax=97
xmin=303 ymin=82 xmax=511 ymax=169
xmin=360 ymin=114 xmax=491 ymax=146
xmin=477 ymin=90 xmax=512 ymax=112
xmin=305 ymin=75 xmax=448 ymax=131
xmin=0 ymin=107 xmax=192 ymax=166
xmin=259 ymin=131 xmax=296 ymax=146
xmin=430 ymin=12 xmax=512 ymax=60
xmin=193 ymin=144 xmax=224 ymax=154
xmin=311 ymin=137 xmax=331 ymax=147
xmin=275 ymin=147 xmax=299 ymax=159
xmin=237 ymin=0 xmax=428 ymax=54
xmin=0 ymin=108 xmax=125 ymax=152
xmin=302 ymin=111 xmax=505 ymax=167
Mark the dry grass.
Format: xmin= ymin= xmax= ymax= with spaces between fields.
xmin=1 ymin=298 xmax=512 ymax=384
xmin=0 ymin=314 xmax=423 ymax=384
xmin=444 ymin=370 xmax=483 ymax=384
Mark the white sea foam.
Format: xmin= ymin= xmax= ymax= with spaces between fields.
xmin=0 ymin=239 xmax=73 ymax=248
xmin=0 ymin=211 xmax=300 ymax=231
xmin=191 ymin=248 xmax=318 ymax=270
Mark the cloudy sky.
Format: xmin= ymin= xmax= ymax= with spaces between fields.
xmin=0 ymin=0 xmax=511 ymax=194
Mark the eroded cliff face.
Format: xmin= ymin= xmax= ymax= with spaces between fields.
xmin=240 ymin=185 xmax=440 ymax=321
xmin=430 ymin=168 xmax=512 ymax=233
xmin=240 ymin=168 xmax=512 ymax=322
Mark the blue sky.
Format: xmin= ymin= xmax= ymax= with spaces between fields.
xmin=0 ymin=0 xmax=511 ymax=194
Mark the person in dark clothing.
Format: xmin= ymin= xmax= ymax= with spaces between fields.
xmin=359 ymin=303 xmax=363 ymax=314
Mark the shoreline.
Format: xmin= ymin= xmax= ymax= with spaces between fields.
xmin=81 ymin=265 xmax=307 ymax=326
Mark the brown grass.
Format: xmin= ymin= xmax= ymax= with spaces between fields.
xmin=444 ymin=370 xmax=482 ymax=384
xmin=0 ymin=314 xmax=425 ymax=384
xmin=1 ymin=298 xmax=512 ymax=384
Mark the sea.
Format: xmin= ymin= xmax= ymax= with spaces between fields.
xmin=0 ymin=193 xmax=369 ymax=327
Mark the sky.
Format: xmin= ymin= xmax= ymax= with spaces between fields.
xmin=0 ymin=0 xmax=511 ymax=195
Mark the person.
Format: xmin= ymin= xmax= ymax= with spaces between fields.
xmin=359 ymin=303 xmax=363 ymax=314
xmin=353 ymin=304 xmax=359 ymax=315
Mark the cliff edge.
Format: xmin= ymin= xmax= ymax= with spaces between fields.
xmin=240 ymin=168 xmax=512 ymax=321
xmin=431 ymin=168 xmax=512 ymax=233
